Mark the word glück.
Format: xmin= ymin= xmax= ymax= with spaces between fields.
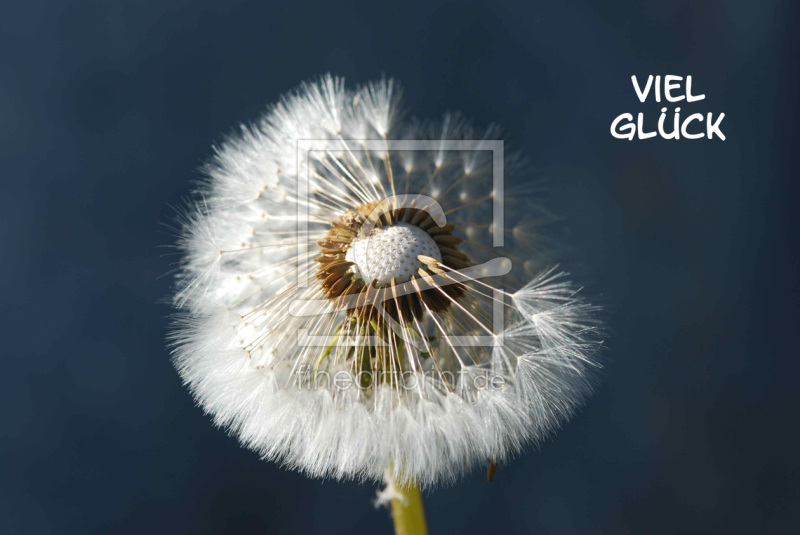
xmin=611 ymin=75 xmax=725 ymax=141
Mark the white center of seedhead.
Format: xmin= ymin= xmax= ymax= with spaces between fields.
xmin=345 ymin=222 xmax=442 ymax=286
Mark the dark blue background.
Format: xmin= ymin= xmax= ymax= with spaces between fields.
xmin=2 ymin=1 xmax=797 ymax=533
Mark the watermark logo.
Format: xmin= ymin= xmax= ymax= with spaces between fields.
xmin=293 ymin=365 xmax=507 ymax=392
xmin=290 ymin=139 xmax=508 ymax=349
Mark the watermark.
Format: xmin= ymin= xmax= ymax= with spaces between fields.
xmin=290 ymin=139 xmax=508 ymax=349
xmin=293 ymin=365 xmax=507 ymax=392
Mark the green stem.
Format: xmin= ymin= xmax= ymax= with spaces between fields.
xmin=315 ymin=326 xmax=341 ymax=374
xmin=390 ymin=479 xmax=428 ymax=535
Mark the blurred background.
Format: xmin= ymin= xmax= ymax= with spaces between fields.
xmin=2 ymin=1 xmax=797 ymax=533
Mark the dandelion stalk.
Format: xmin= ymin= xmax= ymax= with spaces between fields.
xmin=389 ymin=478 xmax=428 ymax=535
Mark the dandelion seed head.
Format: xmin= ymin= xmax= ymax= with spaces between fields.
xmin=170 ymin=75 xmax=603 ymax=488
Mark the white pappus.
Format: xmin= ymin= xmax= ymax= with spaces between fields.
xmin=170 ymin=75 xmax=603 ymax=489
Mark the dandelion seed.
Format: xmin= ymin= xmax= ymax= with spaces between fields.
xmin=169 ymin=75 xmax=603 ymax=495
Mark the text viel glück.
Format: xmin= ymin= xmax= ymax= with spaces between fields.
xmin=611 ymin=75 xmax=725 ymax=141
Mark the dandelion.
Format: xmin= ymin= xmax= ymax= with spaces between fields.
xmin=170 ymin=75 xmax=602 ymax=533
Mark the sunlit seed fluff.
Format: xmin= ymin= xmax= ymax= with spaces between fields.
xmin=170 ymin=75 xmax=603 ymax=488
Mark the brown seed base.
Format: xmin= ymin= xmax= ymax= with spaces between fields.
xmin=316 ymin=201 xmax=470 ymax=322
